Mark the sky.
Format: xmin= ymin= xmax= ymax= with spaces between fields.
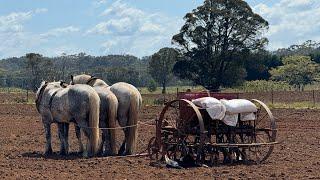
xmin=0 ymin=0 xmax=319 ymax=59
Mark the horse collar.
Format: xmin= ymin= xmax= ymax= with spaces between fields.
xmin=86 ymin=77 xmax=99 ymax=85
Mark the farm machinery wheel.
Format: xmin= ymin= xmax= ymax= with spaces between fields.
xmin=246 ymin=99 xmax=277 ymax=163
xmin=148 ymin=99 xmax=206 ymax=165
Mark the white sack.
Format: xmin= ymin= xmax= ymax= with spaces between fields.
xmin=192 ymin=97 xmax=221 ymax=108
xmin=192 ymin=97 xmax=226 ymax=120
xmin=220 ymin=99 xmax=257 ymax=114
xmin=223 ymin=114 xmax=238 ymax=126
xmin=240 ymin=112 xmax=256 ymax=121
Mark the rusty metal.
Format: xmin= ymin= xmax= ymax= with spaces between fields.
xmin=148 ymin=95 xmax=277 ymax=166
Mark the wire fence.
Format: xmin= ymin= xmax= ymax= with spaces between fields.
xmin=142 ymin=89 xmax=320 ymax=107
xmin=1 ymin=77 xmax=320 ymax=107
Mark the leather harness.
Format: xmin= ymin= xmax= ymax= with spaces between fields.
xmin=35 ymin=83 xmax=48 ymax=112
xmin=36 ymin=83 xmax=64 ymax=112
xmin=48 ymin=89 xmax=61 ymax=110
xmin=86 ymin=77 xmax=99 ymax=85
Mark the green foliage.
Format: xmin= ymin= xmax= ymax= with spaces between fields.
xmin=227 ymin=80 xmax=293 ymax=92
xmin=274 ymin=40 xmax=320 ymax=57
xmin=139 ymin=86 xmax=204 ymax=94
xmin=0 ymin=53 xmax=156 ymax=88
xmin=270 ymin=56 xmax=320 ymax=87
xmin=268 ymin=102 xmax=320 ymax=109
xmin=25 ymin=53 xmax=54 ymax=91
xmin=172 ymin=0 xmax=269 ymax=91
xmin=310 ymin=51 xmax=320 ymax=63
xmin=245 ymin=50 xmax=282 ymax=80
xmin=147 ymin=79 xmax=157 ymax=92
xmin=149 ymin=47 xmax=179 ymax=93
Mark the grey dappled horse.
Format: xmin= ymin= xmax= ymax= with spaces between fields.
xmin=35 ymin=81 xmax=100 ymax=157
xmin=71 ymin=74 xmax=142 ymax=155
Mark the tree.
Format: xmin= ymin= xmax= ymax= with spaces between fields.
xmin=274 ymin=40 xmax=320 ymax=58
xmin=147 ymin=79 xmax=157 ymax=92
xmin=172 ymin=0 xmax=269 ymax=91
xmin=25 ymin=53 xmax=43 ymax=91
xmin=270 ymin=56 xmax=320 ymax=90
xmin=149 ymin=47 xmax=179 ymax=94
xmin=25 ymin=53 xmax=54 ymax=91
xmin=310 ymin=51 xmax=320 ymax=63
xmin=245 ymin=50 xmax=281 ymax=80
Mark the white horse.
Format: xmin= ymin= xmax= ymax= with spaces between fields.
xmin=35 ymin=81 xmax=100 ymax=157
xmin=87 ymin=86 xmax=118 ymax=156
xmin=71 ymin=74 xmax=142 ymax=155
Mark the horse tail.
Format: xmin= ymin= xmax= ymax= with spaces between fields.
xmin=108 ymin=94 xmax=118 ymax=155
xmin=126 ymin=91 xmax=142 ymax=154
xmin=89 ymin=93 xmax=100 ymax=155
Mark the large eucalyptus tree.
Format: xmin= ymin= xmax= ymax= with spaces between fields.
xmin=172 ymin=0 xmax=269 ymax=90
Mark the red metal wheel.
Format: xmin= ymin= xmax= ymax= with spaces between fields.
xmin=153 ymin=99 xmax=206 ymax=164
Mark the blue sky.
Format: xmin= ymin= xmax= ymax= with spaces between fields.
xmin=1 ymin=0 xmax=319 ymax=59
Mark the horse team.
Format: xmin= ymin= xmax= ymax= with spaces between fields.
xmin=35 ymin=74 xmax=142 ymax=157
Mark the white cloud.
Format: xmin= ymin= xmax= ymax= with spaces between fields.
xmin=0 ymin=9 xmax=48 ymax=58
xmin=92 ymin=0 xmax=108 ymax=7
xmin=253 ymin=0 xmax=320 ymax=50
xmin=34 ymin=8 xmax=48 ymax=13
xmin=87 ymin=0 xmax=182 ymax=56
xmin=100 ymin=0 xmax=144 ymax=17
xmin=40 ymin=26 xmax=80 ymax=38
xmin=0 ymin=9 xmax=83 ymax=58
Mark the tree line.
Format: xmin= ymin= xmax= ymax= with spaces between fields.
xmin=1 ymin=0 xmax=320 ymax=92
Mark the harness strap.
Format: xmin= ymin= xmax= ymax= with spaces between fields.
xmin=86 ymin=77 xmax=99 ymax=85
xmin=49 ymin=89 xmax=61 ymax=111
xmin=35 ymin=83 xmax=48 ymax=112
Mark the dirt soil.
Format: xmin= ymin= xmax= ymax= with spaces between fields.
xmin=0 ymin=103 xmax=320 ymax=179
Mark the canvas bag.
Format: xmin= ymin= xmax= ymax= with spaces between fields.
xmin=192 ymin=97 xmax=226 ymax=120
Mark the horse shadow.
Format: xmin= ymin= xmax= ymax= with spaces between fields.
xmin=21 ymin=151 xmax=84 ymax=160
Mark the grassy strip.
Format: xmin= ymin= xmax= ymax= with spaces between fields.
xmin=0 ymin=87 xmax=28 ymax=93
xmin=268 ymin=102 xmax=320 ymax=109
xmin=139 ymin=86 xmax=205 ymax=94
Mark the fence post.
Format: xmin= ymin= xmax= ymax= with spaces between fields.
xmin=313 ymin=90 xmax=315 ymax=107
xmin=26 ymin=89 xmax=29 ymax=103
xmin=271 ymin=89 xmax=274 ymax=104
xmin=176 ymin=88 xmax=179 ymax=99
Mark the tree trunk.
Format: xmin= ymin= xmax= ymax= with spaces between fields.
xmin=162 ymin=82 xmax=166 ymax=94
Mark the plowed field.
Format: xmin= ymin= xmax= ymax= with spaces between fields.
xmin=0 ymin=102 xmax=320 ymax=179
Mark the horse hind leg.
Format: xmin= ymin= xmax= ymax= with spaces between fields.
xmin=117 ymin=115 xmax=128 ymax=156
xmin=75 ymin=124 xmax=84 ymax=154
xmin=63 ymin=123 xmax=69 ymax=154
xmin=99 ymin=130 xmax=107 ymax=156
xmin=81 ymin=126 xmax=95 ymax=158
xmin=58 ymin=123 xmax=69 ymax=156
xmin=105 ymin=129 xmax=117 ymax=156
xmin=43 ymin=122 xmax=53 ymax=156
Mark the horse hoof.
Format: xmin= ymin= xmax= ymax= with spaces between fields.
xmin=59 ymin=151 xmax=68 ymax=156
xmin=82 ymin=151 xmax=89 ymax=158
xmin=118 ymin=152 xmax=126 ymax=156
xmin=44 ymin=149 xmax=53 ymax=156
xmin=108 ymin=152 xmax=117 ymax=156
